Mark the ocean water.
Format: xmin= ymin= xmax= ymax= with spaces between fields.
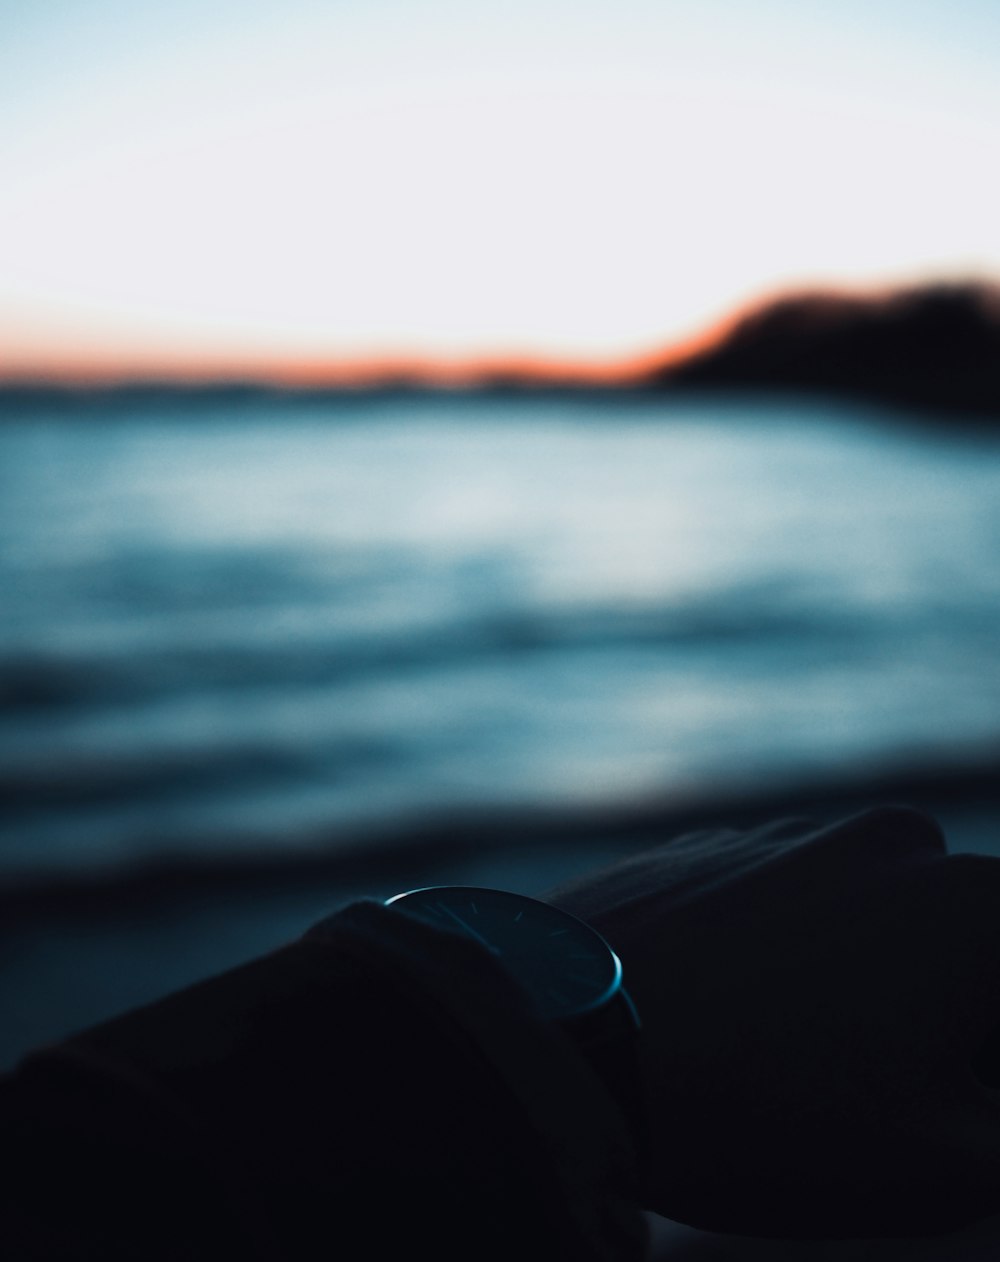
xmin=2 ymin=391 xmax=1000 ymax=879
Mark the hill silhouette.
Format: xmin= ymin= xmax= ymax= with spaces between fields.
xmin=646 ymin=282 xmax=1000 ymax=419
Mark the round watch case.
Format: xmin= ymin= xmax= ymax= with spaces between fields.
xmin=384 ymin=885 xmax=638 ymax=1034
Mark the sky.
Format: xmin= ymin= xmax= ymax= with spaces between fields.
xmin=1 ymin=0 xmax=998 ymax=381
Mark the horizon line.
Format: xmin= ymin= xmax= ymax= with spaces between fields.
xmin=0 ymin=328 xmax=721 ymax=391
xmin=3 ymin=273 xmax=993 ymax=391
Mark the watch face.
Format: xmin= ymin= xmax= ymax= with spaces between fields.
xmin=386 ymin=886 xmax=621 ymax=1022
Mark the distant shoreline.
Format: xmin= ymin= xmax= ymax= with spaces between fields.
xmin=3 ymin=280 xmax=999 ymax=421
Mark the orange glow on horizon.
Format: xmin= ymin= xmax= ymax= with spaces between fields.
xmin=0 ymin=328 xmax=719 ymax=391
xmin=0 ymin=285 xmax=796 ymax=391
xmin=1 ymin=273 xmax=993 ymax=392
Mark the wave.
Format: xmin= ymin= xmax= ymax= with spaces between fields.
xmin=0 ymin=588 xmax=866 ymax=717
xmin=0 ymin=735 xmax=397 ymax=813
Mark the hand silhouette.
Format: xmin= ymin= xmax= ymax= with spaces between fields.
xmin=549 ymin=807 xmax=1000 ymax=1238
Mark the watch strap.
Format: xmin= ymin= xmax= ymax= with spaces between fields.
xmin=311 ymin=900 xmax=647 ymax=1255
xmin=563 ymin=988 xmax=648 ymax=1176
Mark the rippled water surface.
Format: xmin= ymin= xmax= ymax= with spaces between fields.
xmin=2 ymin=392 xmax=999 ymax=873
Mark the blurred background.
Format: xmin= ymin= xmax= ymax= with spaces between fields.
xmin=3 ymin=6 xmax=1000 ymax=1236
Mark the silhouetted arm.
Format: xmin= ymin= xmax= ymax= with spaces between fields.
xmin=0 ymin=901 xmax=644 ymax=1261
xmin=8 ymin=806 xmax=998 ymax=1259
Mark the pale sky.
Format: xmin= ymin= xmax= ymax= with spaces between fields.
xmin=1 ymin=0 xmax=998 ymax=379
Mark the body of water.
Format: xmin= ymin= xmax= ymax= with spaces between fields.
xmin=2 ymin=391 xmax=1000 ymax=878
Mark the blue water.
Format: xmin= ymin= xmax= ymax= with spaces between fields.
xmin=2 ymin=391 xmax=1000 ymax=877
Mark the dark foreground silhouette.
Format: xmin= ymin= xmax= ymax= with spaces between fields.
xmin=647 ymin=282 xmax=1000 ymax=420
xmin=5 ymin=807 xmax=1000 ymax=1260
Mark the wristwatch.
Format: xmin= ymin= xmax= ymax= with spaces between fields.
xmin=385 ymin=885 xmax=645 ymax=1164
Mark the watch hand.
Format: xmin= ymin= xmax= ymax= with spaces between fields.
xmin=437 ymin=904 xmax=500 ymax=954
